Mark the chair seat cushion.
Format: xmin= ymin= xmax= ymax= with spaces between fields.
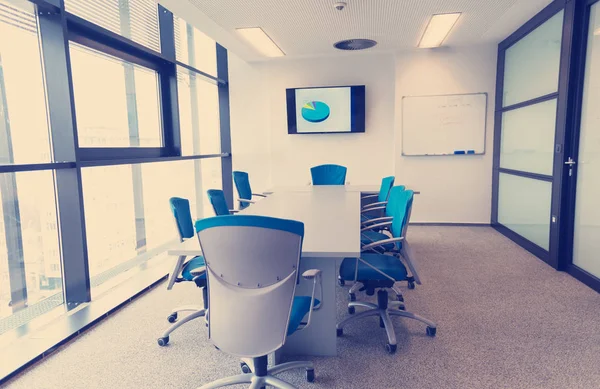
xmin=361 ymin=231 xmax=397 ymax=251
xmin=339 ymin=254 xmax=408 ymax=282
xmin=181 ymin=256 xmax=206 ymax=281
xmin=287 ymin=296 xmax=320 ymax=336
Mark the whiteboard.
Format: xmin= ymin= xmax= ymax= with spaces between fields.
xmin=401 ymin=93 xmax=487 ymax=156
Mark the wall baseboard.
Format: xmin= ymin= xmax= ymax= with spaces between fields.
xmin=409 ymin=222 xmax=491 ymax=227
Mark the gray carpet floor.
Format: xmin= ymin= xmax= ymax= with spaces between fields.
xmin=4 ymin=227 xmax=600 ymax=389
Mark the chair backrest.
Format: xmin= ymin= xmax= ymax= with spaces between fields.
xmin=233 ymin=171 xmax=252 ymax=200
xmin=310 ymin=164 xmax=347 ymax=185
xmin=207 ymin=189 xmax=230 ymax=216
xmin=384 ymin=185 xmax=405 ymax=217
xmin=378 ymin=176 xmax=395 ymax=202
xmin=169 ymin=197 xmax=195 ymax=240
xmin=195 ymin=215 xmax=304 ymax=357
xmin=390 ymin=189 xmax=414 ymax=242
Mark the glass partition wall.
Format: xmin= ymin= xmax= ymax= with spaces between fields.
xmin=493 ymin=0 xmax=600 ymax=293
xmin=0 ymin=0 xmax=232 ymax=345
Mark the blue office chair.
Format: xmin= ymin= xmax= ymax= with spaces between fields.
xmin=310 ymin=164 xmax=347 ymax=185
xmin=361 ymin=176 xmax=395 ymax=222
xmin=157 ymin=197 xmax=207 ymax=347
xmin=360 ymin=185 xmax=421 ymax=291
xmin=232 ymin=171 xmax=267 ymax=210
xmin=338 ymin=185 xmax=406 ymax=289
xmin=195 ymin=215 xmax=322 ymax=388
xmin=207 ymin=189 xmax=237 ymax=216
xmin=337 ymin=189 xmax=436 ymax=354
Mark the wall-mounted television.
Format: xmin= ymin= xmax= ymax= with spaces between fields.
xmin=286 ymin=85 xmax=365 ymax=134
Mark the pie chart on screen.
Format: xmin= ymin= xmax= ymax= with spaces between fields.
xmin=301 ymin=101 xmax=330 ymax=123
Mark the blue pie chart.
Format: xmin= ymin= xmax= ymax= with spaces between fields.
xmin=301 ymin=101 xmax=330 ymax=123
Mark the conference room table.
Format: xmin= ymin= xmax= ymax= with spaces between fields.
xmin=168 ymin=185 xmax=377 ymax=359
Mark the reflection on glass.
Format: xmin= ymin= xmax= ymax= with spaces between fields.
xmin=0 ymin=0 xmax=52 ymax=164
xmin=500 ymin=99 xmax=557 ymax=176
xmin=177 ymin=68 xmax=221 ymax=155
xmin=82 ymin=158 xmax=223 ymax=297
xmin=175 ymin=16 xmax=217 ymax=76
xmin=0 ymin=170 xmax=62 ymax=331
xmin=572 ymin=2 xmax=600 ymax=278
xmin=503 ymin=11 xmax=564 ymax=107
xmin=69 ymin=43 xmax=161 ymax=147
xmin=498 ymin=173 xmax=551 ymax=250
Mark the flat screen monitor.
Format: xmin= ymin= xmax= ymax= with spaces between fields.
xmin=286 ymin=85 xmax=365 ymax=134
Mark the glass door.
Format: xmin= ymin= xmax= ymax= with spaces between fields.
xmin=492 ymin=8 xmax=566 ymax=264
xmin=565 ymin=0 xmax=600 ymax=291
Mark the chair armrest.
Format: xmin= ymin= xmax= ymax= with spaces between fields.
xmin=413 ymin=191 xmax=421 ymax=195
xmin=167 ymin=255 xmax=187 ymax=290
xmin=362 ymin=237 xmax=404 ymax=251
xmin=361 ymin=221 xmax=392 ymax=232
xmin=361 ymin=206 xmax=386 ymax=214
xmin=361 ymin=216 xmax=393 ymax=226
xmin=301 ymin=269 xmax=322 ymax=330
xmin=252 ymin=193 xmax=267 ymax=198
xmin=361 ymin=193 xmax=379 ymax=200
xmin=238 ymin=198 xmax=256 ymax=204
xmin=302 ymin=269 xmax=322 ymax=280
xmin=362 ymin=201 xmax=387 ymax=210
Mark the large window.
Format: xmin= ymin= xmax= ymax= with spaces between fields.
xmin=0 ymin=0 xmax=51 ymax=164
xmin=0 ymin=0 xmax=231 ymax=367
xmin=70 ymin=43 xmax=162 ymax=147
xmin=0 ymin=0 xmax=63 ymax=336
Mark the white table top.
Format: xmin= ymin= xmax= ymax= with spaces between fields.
xmin=168 ymin=186 xmax=361 ymax=258
xmin=271 ymin=184 xmax=380 ymax=193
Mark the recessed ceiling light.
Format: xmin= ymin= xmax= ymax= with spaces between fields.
xmin=236 ymin=27 xmax=285 ymax=57
xmin=418 ymin=13 xmax=461 ymax=48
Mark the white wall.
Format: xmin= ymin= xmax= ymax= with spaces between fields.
xmin=228 ymin=46 xmax=497 ymax=223
xmin=394 ymin=46 xmax=497 ymax=223
xmin=228 ymin=52 xmax=272 ymax=192
xmin=259 ymin=54 xmax=396 ymax=186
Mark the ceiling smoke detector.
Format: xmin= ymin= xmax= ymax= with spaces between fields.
xmin=333 ymin=2 xmax=347 ymax=11
xmin=333 ymin=39 xmax=377 ymax=51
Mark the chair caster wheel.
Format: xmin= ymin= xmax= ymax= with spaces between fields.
xmin=336 ymin=328 xmax=343 ymax=337
xmin=157 ymin=336 xmax=169 ymax=346
xmin=426 ymin=327 xmax=437 ymax=337
xmin=167 ymin=313 xmax=177 ymax=323
xmin=398 ymin=304 xmax=406 ymax=311
xmin=396 ymin=294 xmax=404 ymax=302
xmin=385 ymin=343 xmax=397 ymax=354
xmin=348 ymin=306 xmax=355 ymax=314
xmin=408 ymin=281 xmax=415 ymax=290
xmin=214 ymin=345 xmax=220 ymax=350
xmin=240 ymin=362 xmax=252 ymax=374
xmin=306 ymin=368 xmax=315 ymax=382
xmin=379 ymin=317 xmax=385 ymax=328
xmin=348 ymin=293 xmax=356 ymax=302
xmin=338 ymin=278 xmax=345 ymax=286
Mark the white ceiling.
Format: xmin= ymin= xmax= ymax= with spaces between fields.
xmin=170 ymin=0 xmax=554 ymax=61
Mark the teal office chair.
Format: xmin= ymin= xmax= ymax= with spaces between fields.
xmin=232 ymin=171 xmax=267 ymax=210
xmin=337 ymin=189 xmax=436 ymax=354
xmin=157 ymin=197 xmax=207 ymax=347
xmin=339 ymin=185 xmax=406 ymax=288
xmin=361 ymin=176 xmax=395 ymax=222
xmin=310 ymin=164 xmax=347 ymax=185
xmin=359 ymin=185 xmax=421 ymax=291
xmin=195 ymin=215 xmax=323 ymax=389
xmin=207 ymin=189 xmax=237 ymax=216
